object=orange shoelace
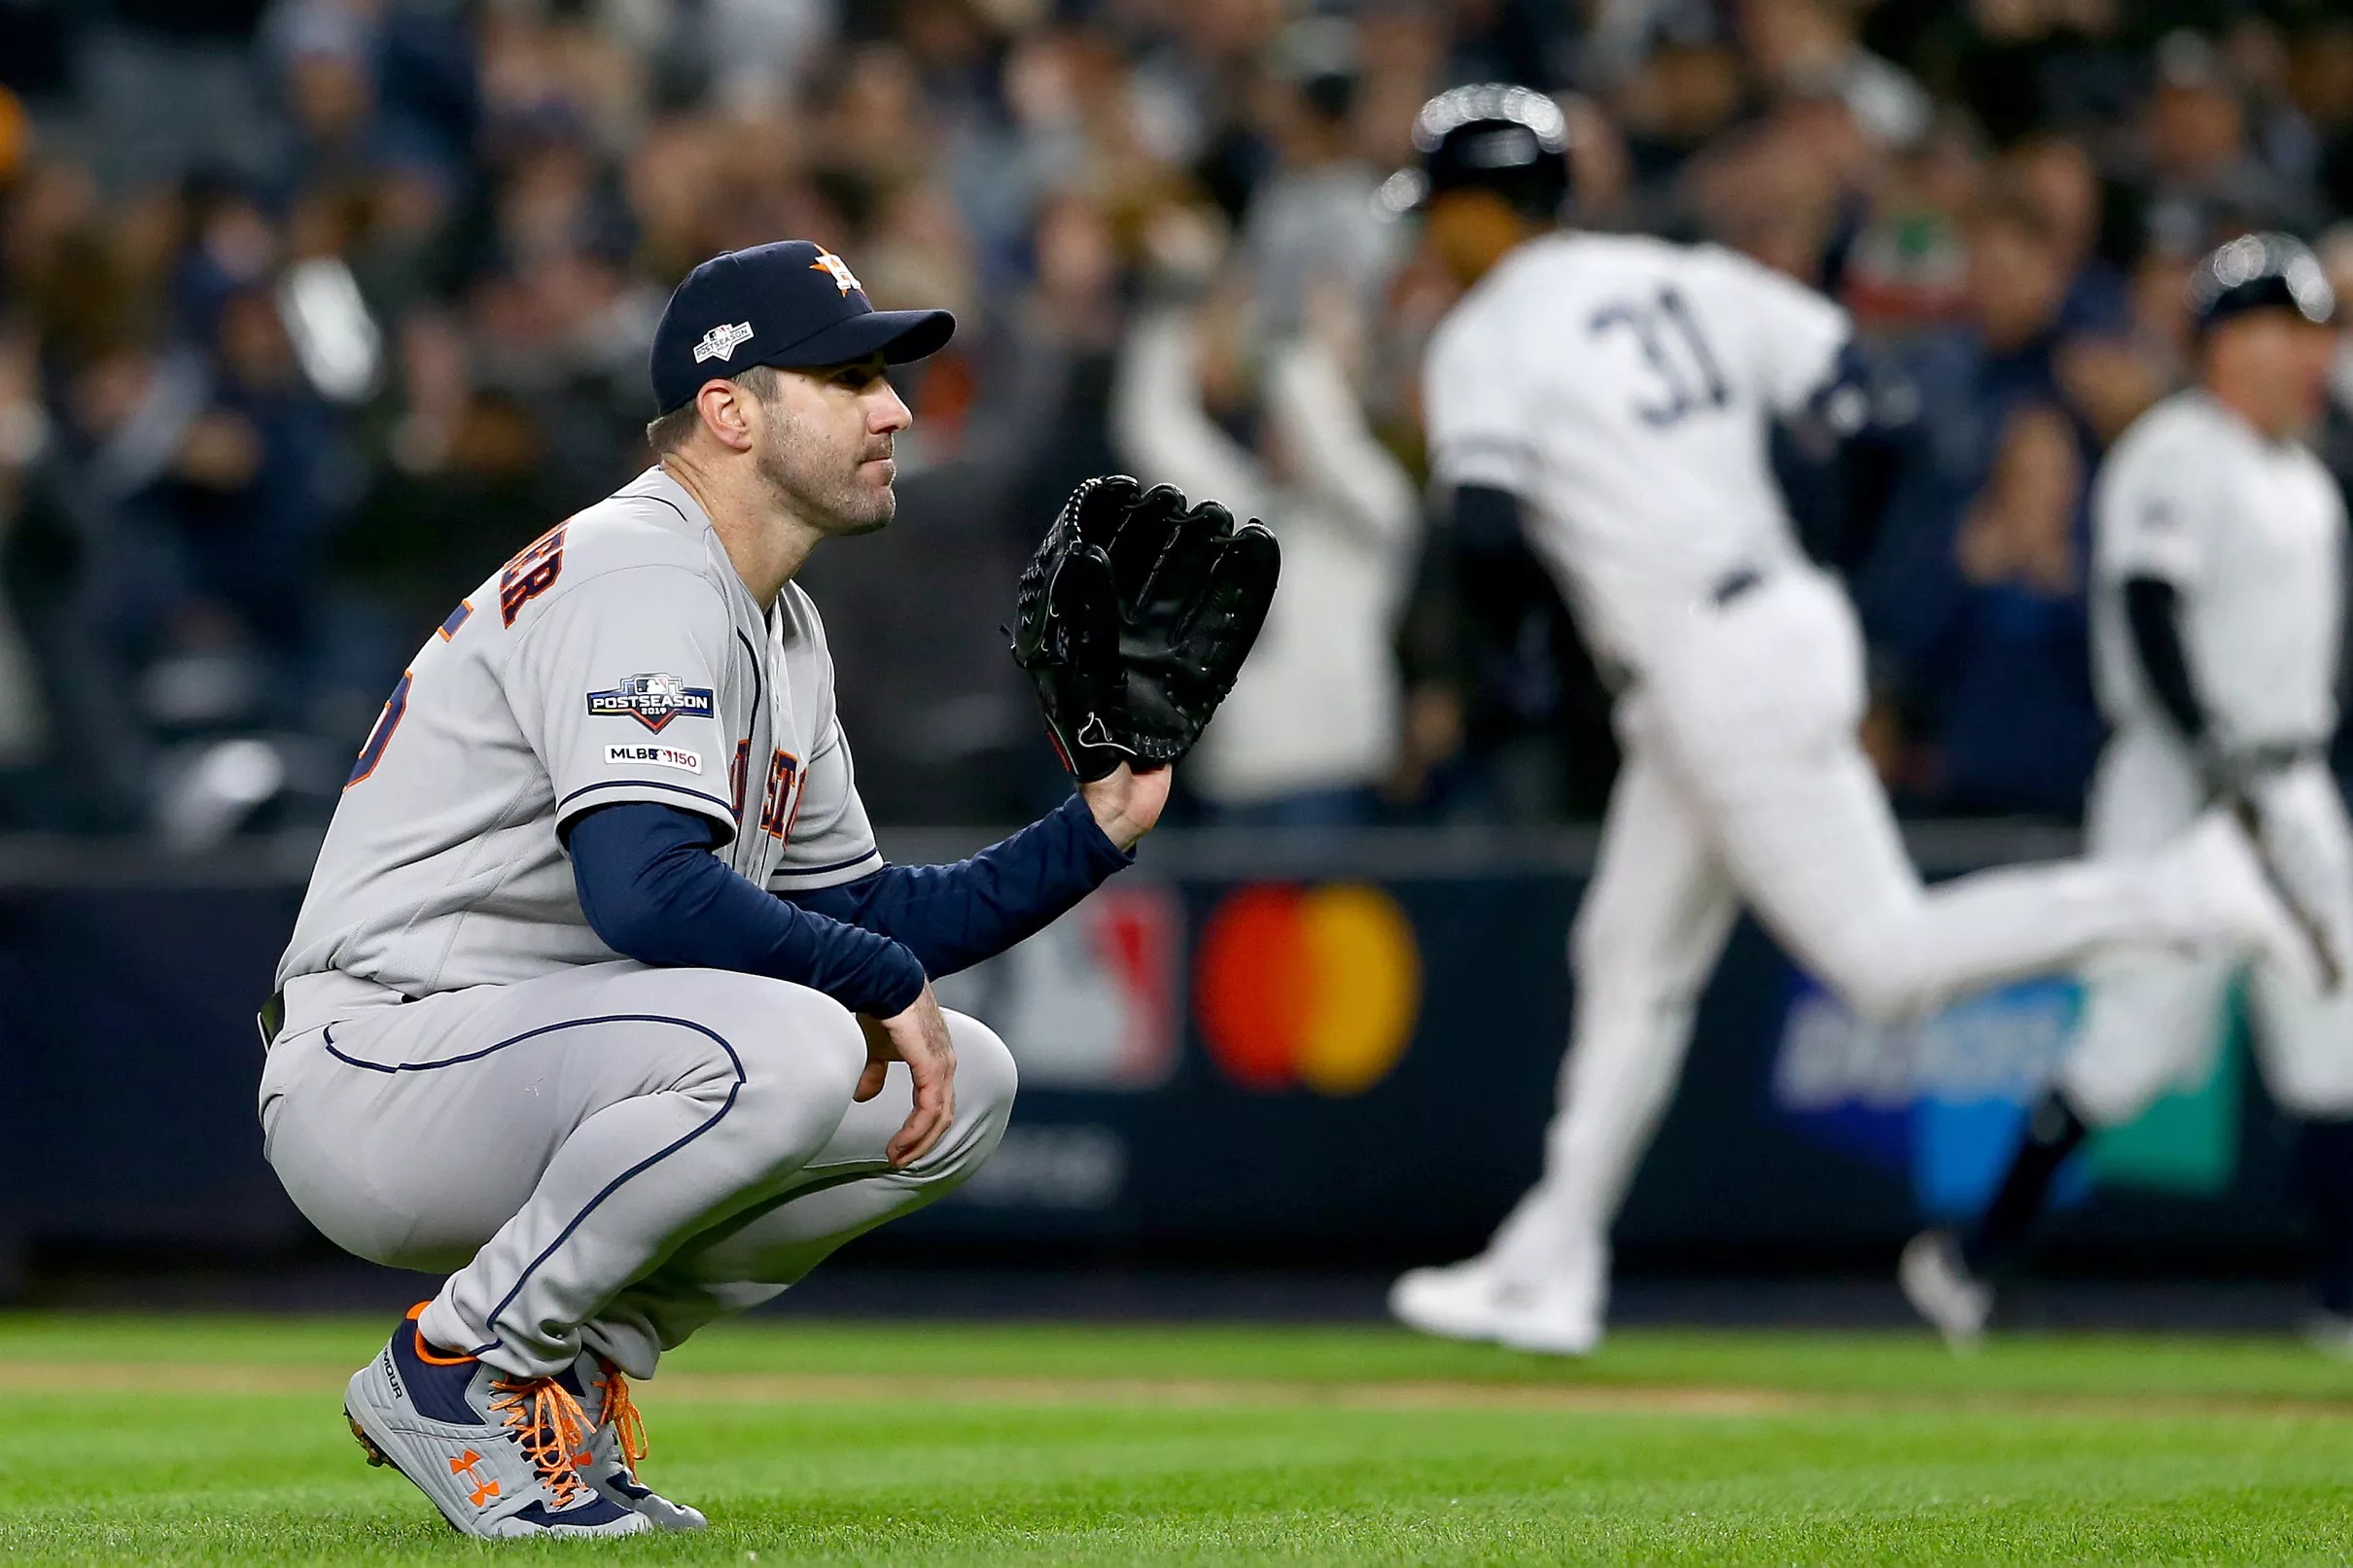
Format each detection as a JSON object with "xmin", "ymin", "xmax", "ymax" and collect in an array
[
  {"xmin": 592, "ymin": 1361, "xmax": 650, "ymax": 1467},
  {"xmin": 487, "ymin": 1376, "xmax": 595, "ymax": 1510}
]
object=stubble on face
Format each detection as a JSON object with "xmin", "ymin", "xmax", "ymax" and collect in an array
[{"xmin": 750, "ymin": 374, "xmax": 897, "ymax": 537}]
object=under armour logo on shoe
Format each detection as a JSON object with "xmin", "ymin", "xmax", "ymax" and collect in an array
[
  {"xmin": 449, "ymin": 1447, "xmax": 501, "ymax": 1509},
  {"xmin": 693, "ymin": 322, "xmax": 755, "ymax": 364}
]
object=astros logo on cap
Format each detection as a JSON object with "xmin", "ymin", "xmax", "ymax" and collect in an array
[{"xmin": 810, "ymin": 250, "xmax": 862, "ymax": 296}]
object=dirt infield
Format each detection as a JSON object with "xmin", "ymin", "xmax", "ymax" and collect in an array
[
  {"xmin": 10, "ymin": 1359, "xmax": 2353, "ymax": 1421},
  {"xmin": 0, "ymin": 1359, "xmax": 1799, "ymax": 1413}
]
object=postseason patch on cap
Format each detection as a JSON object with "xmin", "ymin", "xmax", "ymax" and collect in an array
[
  {"xmin": 693, "ymin": 322, "xmax": 755, "ymax": 364},
  {"xmin": 587, "ymin": 673, "xmax": 716, "ymax": 733}
]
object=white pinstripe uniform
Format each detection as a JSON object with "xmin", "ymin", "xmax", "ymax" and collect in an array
[
  {"xmin": 2060, "ymin": 391, "xmax": 2353, "ymax": 1127},
  {"xmin": 1416, "ymin": 233, "xmax": 2299, "ymax": 1336}
]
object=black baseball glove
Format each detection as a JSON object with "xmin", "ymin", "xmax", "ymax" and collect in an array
[{"xmin": 1010, "ymin": 474, "xmax": 1281, "ymax": 782}]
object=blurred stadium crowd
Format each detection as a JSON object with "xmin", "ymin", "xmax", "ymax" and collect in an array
[{"xmin": 4, "ymin": 0, "xmax": 2353, "ymax": 841}]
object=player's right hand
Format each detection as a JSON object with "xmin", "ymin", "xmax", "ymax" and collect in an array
[{"xmin": 858, "ymin": 984, "xmax": 958, "ymax": 1167}]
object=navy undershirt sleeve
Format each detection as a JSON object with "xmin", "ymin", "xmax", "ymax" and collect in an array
[
  {"xmin": 1451, "ymin": 483, "xmax": 1525, "ymax": 557},
  {"xmin": 780, "ymin": 792, "xmax": 1136, "ymax": 977},
  {"xmin": 2123, "ymin": 575, "xmax": 2209, "ymax": 747},
  {"xmin": 1785, "ymin": 340, "xmax": 1918, "ymax": 575},
  {"xmin": 1446, "ymin": 483, "xmax": 1545, "ymax": 676},
  {"xmin": 567, "ymin": 802, "xmax": 927, "ymax": 1017}
]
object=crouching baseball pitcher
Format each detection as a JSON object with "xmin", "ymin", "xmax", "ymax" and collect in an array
[{"xmin": 258, "ymin": 241, "xmax": 1276, "ymax": 1538}]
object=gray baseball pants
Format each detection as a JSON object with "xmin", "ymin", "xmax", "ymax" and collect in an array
[{"xmin": 259, "ymin": 961, "xmax": 1016, "ymax": 1379}]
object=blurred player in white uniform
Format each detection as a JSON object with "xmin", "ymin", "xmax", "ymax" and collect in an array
[
  {"xmin": 1384, "ymin": 87, "xmax": 2341, "ymax": 1356},
  {"xmin": 1903, "ymin": 233, "xmax": 2353, "ymax": 1349}
]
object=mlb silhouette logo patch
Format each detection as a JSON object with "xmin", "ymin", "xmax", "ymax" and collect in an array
[
  {"xmin": 693, "ymin": 321, "xmax": 755, "ymax": 364},
  {"xmin": 605, "ymin": 743, "xmax": 704, "ymax": 774},
  {"xmin": 587, "ymin": 673, "xmax": 716, "ymax": 733}
]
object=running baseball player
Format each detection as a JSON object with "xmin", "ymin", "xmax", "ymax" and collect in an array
[
  {"xmin": 1383, "ymin": 88, "xmax": 2343, "ymax": 1357},
  {"xmin": 260, "ymin": 241, "xmax": 1273, "ymax": 1537},
  {"xmin": 1903, "ymin": 232, "xmax": 2353, "ymax": 1349}
]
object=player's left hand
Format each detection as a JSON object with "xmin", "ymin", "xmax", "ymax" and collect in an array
[
  {"xmin": 1080, "ymin": 761, "xmax": 1172, "ymax": 852},
  {"xmin": 855, "ymin": 984, "xmax": 959, "ymax": 1167},
  {"xmin": 1010, "ymin": 474, "xmax": 1280, "ymax": 782}
]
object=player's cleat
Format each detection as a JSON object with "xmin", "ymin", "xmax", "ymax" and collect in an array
[
  {"xmin": 1388, "ymin": 1257, "xmax": 1603, "ymax": 1357},
  {"xmin": 342, "ymin": 1304, "xmax": 650, "ymax": 1539},
  {"xmin": 1389, "ymin": 1258, "xmax": 1509, "ymax": 1344},
  {"xmin": 1899, "ymin": 1231, "xmax": 1991, "ymax": 1352},
  {"xmin": 567, "ymin": 1350, "xmax": 708, "ymax": 1531},
  {"xmin": 2177, "ymin": 810, "xmax": 2333, "ymax": 994},
  {"xmin": 2298, "ymin": 1311, "xmax": 2353, "ymax": 1360}
]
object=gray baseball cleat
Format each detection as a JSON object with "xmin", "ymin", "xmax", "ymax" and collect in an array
[
  {"xmin": 570, "ymin": 1350, "xmax": 709, "ymax": 1531},
  {"xmin": 1899, "ymin": 1230, "xmax": 1991, "ymax": 1352},
  {"xmin": 343, "ymin": 1304, "xmax": 650, "ymax": 1538}
]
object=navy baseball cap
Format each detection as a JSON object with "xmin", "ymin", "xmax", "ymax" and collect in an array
[{"xmin": 649, "ymin": 240, "xmax": 956, "ymax": 414}]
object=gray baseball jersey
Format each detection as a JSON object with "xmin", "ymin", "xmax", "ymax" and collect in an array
[
  {"xmin": 2091, "ymin": 389, "xmax": 2347, "ymax": 749},
  {"xmin": 278, "ymin": 465, "xmax": 883, "ymax": 995}
]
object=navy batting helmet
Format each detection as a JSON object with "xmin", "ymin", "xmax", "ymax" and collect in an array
[
  {"xmin": 2187, "ymin": 232, "xmax": 2335, "ymax": 333},
  {"xmin": 1380, "ymin": 85, "xmax": 1570, "ymax": 221}
]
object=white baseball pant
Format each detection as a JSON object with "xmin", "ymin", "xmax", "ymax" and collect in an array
[
  {"xmin": 1483, "ymin": 566, "xmax": 2256, "ymax": 1289},
  {"xmin": 259, "ymin": 961, "xmax": 1015, "ymax": 1378},
  {"xmin": 2060, "ymin": 726, "xmax": 2353, "ymax": 1128}
]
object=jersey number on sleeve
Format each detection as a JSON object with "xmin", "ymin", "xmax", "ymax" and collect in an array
[
  {"xmin": 498, "ymin": 525, "xmax": 568, "ymax": 626},
  {"xmin": 1588, "ymin": 286, "xmax": 1730, "ymax": 427},
  {"xmin": 757, "ymin": 750, "xmax": 802, "ymax": 840}
]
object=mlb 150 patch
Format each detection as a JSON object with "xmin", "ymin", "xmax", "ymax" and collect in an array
[
  {"xmin": 587, "ymin": 673, "xmax": 716, "ymax": 732},
  {"xmin": 604, "ymin": 743, "xmax": 704, "ymax": 774}
]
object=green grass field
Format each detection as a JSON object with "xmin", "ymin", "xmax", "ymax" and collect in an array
[{"xmin": 6, "ymin": 1312, "xmax": 2353, "ymax": 1564}]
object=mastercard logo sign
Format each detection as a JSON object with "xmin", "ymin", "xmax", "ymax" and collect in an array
[{"xmin": 1193, "ymin": 883, "xmax": 1422, "ymax": 1096}]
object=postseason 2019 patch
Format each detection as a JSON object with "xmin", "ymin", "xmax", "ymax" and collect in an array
[
  {"xmin": 604, "ymin": 742, "xmax": 704, "ymax": 774},
  {"xmin": 586, "ymin": 673, "xmax": 716, "ymax": 733}
]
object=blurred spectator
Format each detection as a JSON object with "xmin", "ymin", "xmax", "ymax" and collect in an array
[
  {"xmin": 2299, "ymin": 20, "xmax": 2353, "ymax": 221},
  {"xmin": 76, "ymin": 0, "xmax": 281, "ymax": 192},
  {"xmin": 1939, "ymin": 0, "xmax": 2139, "ymax": 150},
  {"xmin": 1862, "ymin": 183, "xmax": 2113, "ymax": 816},
  {"xmin": 2121, "ymin": 30, "xmax": 2317, "ymax": 258},
  {"xmin": 1113, "ymin": 287, "xmax": 1418, "ymax": 825},
  {"xmin": 1678, "ymin": 90, "xmax": 1860, "ymax": 285},
  {"xmin": 2314, "ymin": 224, "xmax": 2353, "ymax": 500},
  {"xmin": 1608, "ymin": 10, "xmax": 1747, "ymax": 204},
  {"xmin": 1739, "ymin": 0, "xmax": 1932, "ymax": 153},
  {"xmin": 1840, "ymin": 113, "xmax": 1982, "ymax": 330},
  {"xmin": 1237, "ymin": 17, "xmax": 1405, "ymax": 337},
  {"xmin": 1884, "ymin": 402, "xmax": 2102, "ymax": 817}
]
